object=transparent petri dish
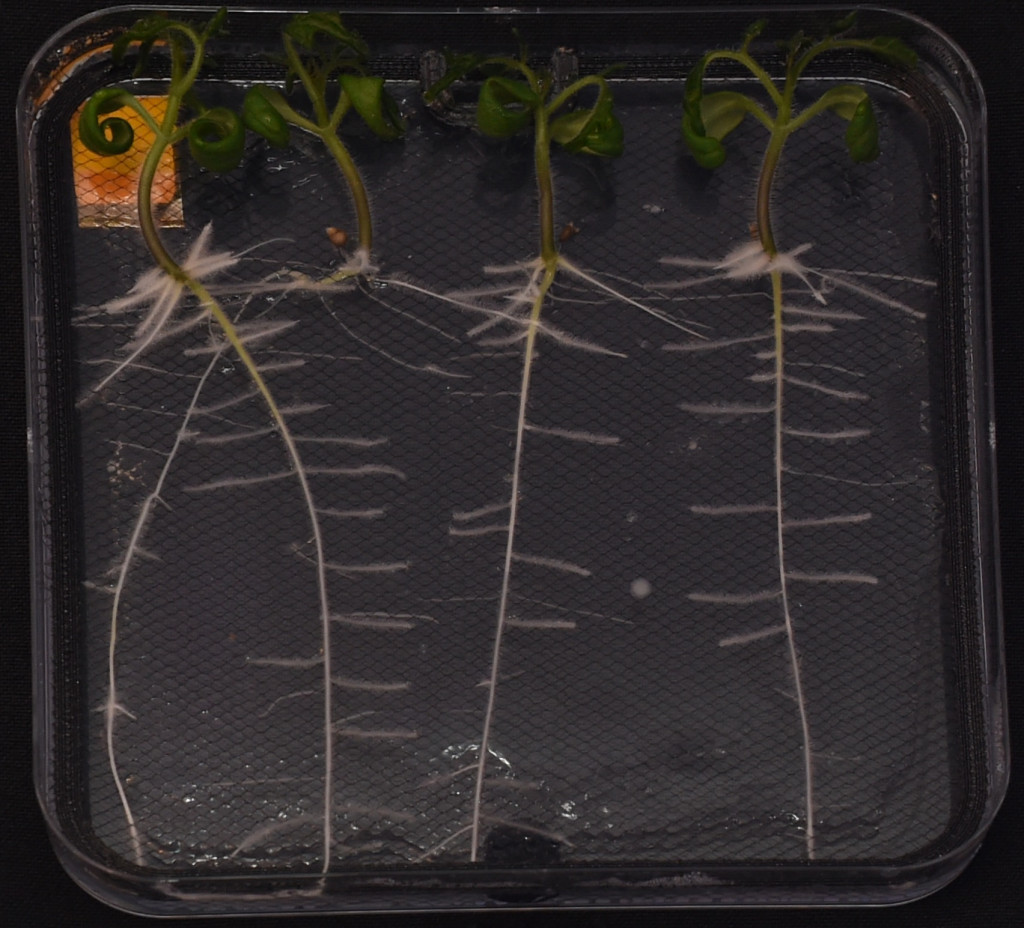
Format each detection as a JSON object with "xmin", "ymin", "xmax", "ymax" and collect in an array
[{"xmin": 19, "ymin": 5, "xmax": 1006, "ymax": 915}]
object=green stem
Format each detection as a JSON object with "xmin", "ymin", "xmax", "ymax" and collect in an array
[
  {"xmin": 137, "ymin": 137, "xmax": 185, "ymax": 281},
  {"xmin": 319, "ymin": 127, "xmax": 374, "ymax": 254},
  {"xmin": 165, "ymin": 24, "xmax": 206, "ymax": 112},
  {"xmin": 276, "ymin": 36, "xmax": 373, "ymax": 253},
  {"xmin": 285, "ymin": 35, "xmax": 329, "ymax": 126},
  {"xmin": 707, "ymin": 49, "xmax": 784, "ymax": 108},
  {"xmin": 755, "ymin": 65, "xmax": 796, "ymax": 258},
  {"xmin": 794, "ymin": 37, "xmax": 866, "ymax": 81},
  {"xmin": 755, "ymin": 124, "xmax": 787, "ymax": 257},
  {"xmin": 736, "ymin": 96, "xmax": 777, "ymax": 134},
  {"xmin": 545, "ymin": 74, "xmax": 603, "ymax": 119},
  {"xmin": 534, "ymin": 106, "xmax": 557, "ymax": 264}
]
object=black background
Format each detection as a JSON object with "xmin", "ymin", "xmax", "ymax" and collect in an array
[{"xmin": 2, "ymin": 1, "xmax": 1020, "ymax": 926}]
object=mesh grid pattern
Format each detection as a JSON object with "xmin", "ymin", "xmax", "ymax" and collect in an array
[{"xmin": 55, "ymin": 48, "xmax": 954, "ymax": 880}]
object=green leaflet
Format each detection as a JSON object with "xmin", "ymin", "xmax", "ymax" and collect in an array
[
  {"xmin": 201, "ymin": 6, "xmax": 228, "ymax": 41},
  {"xmin": 477, "ymin": 76, "xmax": 539, "ymax": 138},
  {"xmin": 549, "ymin": 80, "xmax": 623, "ymax": 157},
  {"xmin": 844, "ymin": 96, "xmax": 880, "ymax": 162},
  {"xmin": 241, "ymin": 85, "xmax": 291, "ymax": 148},
  {"xmin": 826, "ymin": 11, "xmax": 859, "ymax": 36},
  {"xmin": 681, "ymin": 114, "xmax": 726, "ymax": 169},
  {"xmin": 688, "ymin": 89, "xmax": 757, "ymax": 167},
  {"xmin": 681, "ymin": 56, "xmax": 727, "ymax": 169},
  {"xmin": 422, "ymin": 51, "xmax": 488, "ymax": 103},
  {"xmin": 112, "ymin": 8, "xmax": 227, "ymax": 77},
  {"xmin": 811, "ymin": 83, "xmax": 879, "ymax": 161},
  {"xmin": 339, "ymin": 73, "xmax": 405, "ymax": 141},
  {"xmin": 700, "ymin": 92, "xmax": 754, "ymax": 140},
  {"xmin": 111, "ymin": 13, "xmax": 170, "ymax": 72},
  {"xmin": 862, "ymin": 35, "xmax": 918, "ymax": 69},
  {"xmin": 815, "ymin": 83, "xmax": 869, "ymax": 121},
  {"xmin": 743, "ymin": 19, "xmax": 767, "ymax": 46},
  {"xmin": 283, "ymin": 11, "xmax": 369, "ymax": 59},
  {"xmin": 78, "ymin": 86, "xmax": 137, "ymax": 156}
]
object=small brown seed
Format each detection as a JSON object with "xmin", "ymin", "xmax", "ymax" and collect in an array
[
  {"xmin": 559, "ymin": 222, "xmax": 580, "ymax": 243},
  {"xmin": 326, "ymin": 226, "xmax": 348, "ymax": 248}
]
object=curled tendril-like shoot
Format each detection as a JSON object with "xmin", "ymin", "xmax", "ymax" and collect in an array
[
  {"xmin": 78, "ymin": 86, "xmax": 145, "ymax": 156},
  {"xmin": 80, "ymin": 8, "xmax": 242, "ymax": 173},
  {"xmin": 187, "ymin": 107, "xmax": 246, "ymax": 173}
]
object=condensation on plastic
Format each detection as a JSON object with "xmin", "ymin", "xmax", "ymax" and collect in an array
[{"xmin": 19, "ymin": 6, "xmax": 1006, "ymax": 916}]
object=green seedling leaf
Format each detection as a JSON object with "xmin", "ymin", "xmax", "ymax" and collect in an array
[
  {"xmin": 844, "ymin": 95, "xmax": 880, "ymax": 162},
  {"xmin": 550, "ymin": 82, "xmax": 623, "ymax": 157},
  {"xmin": 782, "ymin": 29, "xmax": 813, "ymax": 61},
  {"xmin": 477, "ymin": 75, "xmax": 539, "ymax": 138},
  {"xmin": 815, "ymin": 83, "xmax": 869, "ymax": 121},
  {"xmin": 79, "ymin": 86, "xmax": 137, "ymax": 155},
  {"xmin": 339, "ymin": 73, "xmax": 405, "ymax": 140},
  {"xmin": 682, "ymin": 113, "xmax": 726, "ymax": 169},
  {"xmin": 242, "ymin": 85, "xmax": 291, "ymax": 147},
  {"xmin": 423, "ymin": 50, "xmax": 487, "ymax": 103},
  {"xmin": 700, "ymin": 91, "xmax": 753, "ymax": 143},
  {"xmin": 111, "ymin": 13, "xmax": 167, "ymax": 67},
  {"xmin": 863, "ymin": 35, "xmax": 918, "ymax": 69},
  {"xmin": 681, "ymin": 56, "xmax": 728, "ymax": 168},
  {"xmin": 812, "ymin": 84, "xmax": 878, "ymax": 161},
  {"xmin": 742, "ymin": 19, "xmax": 767, "ymax": 50},
  {"xmin": 284, "ymin": 11, "xmax": 368, "ymax": 59},
  {"xmin": 827, "ymin": 11, "xmax": 859, "ymax": 36},
  {"xmin": 201, "ymin": 6, "xmax": 228, "ymax": 41},
  {"xmin": 112, "ymin": 8, "xmax": 227, "ymax": 78},
  {"xmin": 188, "ymin": 106, "xmax": 245, "ymax": 172}
]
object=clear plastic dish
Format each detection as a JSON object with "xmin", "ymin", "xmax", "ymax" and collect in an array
[{"xmin": 19, "ymin": 5, "xmax": 1006, "ymax": 915}]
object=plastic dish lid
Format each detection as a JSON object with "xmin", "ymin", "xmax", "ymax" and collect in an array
[{"xmin": 19, "ymin": 5, "xmax": 1007, "ymax": 915}]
